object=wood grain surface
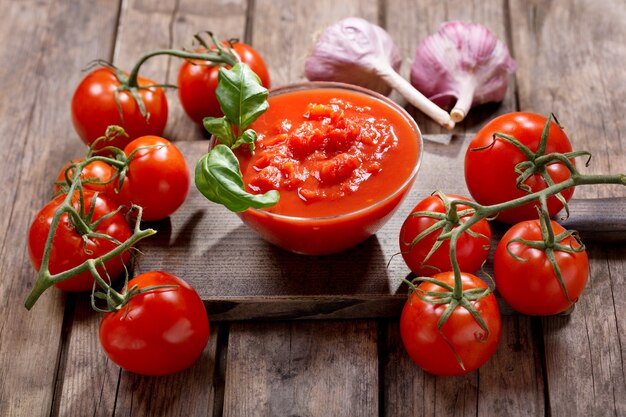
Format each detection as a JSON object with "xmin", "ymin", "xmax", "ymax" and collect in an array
[
  {"xmin": 508, "ymin": 1, "xmax": 626, "ymax": 416},
  {"xmin": 224, "ymin": 320, "xmax": 378, "ymax": 417},
  {"xmin": 0, "ymin": 0, "xmax": 119, "ymax": 415},
  {"xmin": 1, "ymin": 0, "xmax": 624, "ymax": 416}
]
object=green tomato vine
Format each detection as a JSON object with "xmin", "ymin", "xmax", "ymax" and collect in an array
[
  {"xmin": 405, "ymin": 115, "xmax": 626, "ymax": 369},
  {"xmin": 24, "ymin": 127, "xmax": 159, "ymax": 310}
]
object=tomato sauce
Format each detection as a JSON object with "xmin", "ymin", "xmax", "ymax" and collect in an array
[
  {"xmin": 234, "ymin": 85, "xmax": 421, "ymax": 255},
  {"xmin": 237, "ymin": 88, "xmax": 420, "ymax": 218}
]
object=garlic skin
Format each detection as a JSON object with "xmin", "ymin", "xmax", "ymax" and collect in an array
[
  {"xmin": 410, "ymin": 21, "xmax": 517, "ymax": 122},
  {"xmin": 305, "ymin": 17, "xmax": 455, "ymax": 129},
  {"xmin": 304, "ymin": 17, "xmax": 402, "ymax": 96}
]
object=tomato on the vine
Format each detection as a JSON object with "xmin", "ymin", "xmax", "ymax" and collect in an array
[
  {"xmin": 54, "ymin": 158, "xmax": 115, "ymax": 194},
  {"xmin": 494, "ymin": 219, "xmax": 589, "ymax": 315},
  {"xmin": 28, "ymin": 191, "xmax": 132, "ymax": 292},
  {"xmin": 71, "ymin": 67, "xmax": 168, "ymax": 151},
  {"xmin": 399, "ymin": 194, "xmax": 491, "ymax": 276},
  {"xmin": 99, "ymin": 271, "xmax": 210, "ymax": 376},
  {"xmin": 106, "ymin": 135, "xmax": 189, "ymax": 221},
  {"xmin": 178, "ymin": 42, "xmax": 270, "ymax": 124},
  {"xmin": 400, "ymin": 272, "xmax": 501, "ymax": 376},
  {"xmin": 464, "ymin": 112, "xmax": 575, "ymax": 224}
]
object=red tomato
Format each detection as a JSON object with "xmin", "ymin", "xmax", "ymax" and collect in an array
[
  {"xmin": 71, "ymin": 67, "xmax": 168, "ymax": 151},
  {"xmin": 494, "ymin": 219, "xmax": 589, "ymax": 315},
  {"xmin": 400, "ymin": 272, "xmax": 501, "ymax": 376},
  {"xmin": 54, "ymin": 158, "xmax": 115, "ymax": 194},
  {"xmin": 399, "ymin": 194, "xmax": 491, "ymax": 276},
  {"xmin": 99, "ymin": 271, "xmax": 210, "ymax": 376},
  {"xmin": 464, "ymin": 112, "xmax": 575, "ymax": 224},
  {"xmin": 178, "ymin": 42, "xmax": 270, "ymax": 124},
  {"xmin": 106, "ymin": 136, "xmax": 189, "ymax": 221},
  {"xmin": 28, "ymin": 191, "xmax": 132, "ymax": 292}
]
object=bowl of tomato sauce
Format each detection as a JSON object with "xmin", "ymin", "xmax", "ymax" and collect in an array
[{"xmin": 233, "ymin": 82, "xmax": 423, "ymax": 255}]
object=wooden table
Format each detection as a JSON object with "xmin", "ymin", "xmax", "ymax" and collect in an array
[{"xmin": 1, "ymin": 0, "xmax": 625, "ymax": 416}]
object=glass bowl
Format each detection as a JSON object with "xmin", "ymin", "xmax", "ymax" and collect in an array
[{"xmin": 232, "ymin": 81, "xmax": 423, "ymax": 255}]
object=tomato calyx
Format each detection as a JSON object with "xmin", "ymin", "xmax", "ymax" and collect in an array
[
  {"xmin": 401, "ymin": 192, "xmax": 489, "ymax": 273},
  {"xmin": 90, "ymin": 270, "xmax": 178, "ymax": 313},
  {"xmin": 505, "ymin": 204, "xmax": 586, "ymax": 303},
  {"xmin": 404, "ymin": 275, "xmax": 493, "ymax": 371}
]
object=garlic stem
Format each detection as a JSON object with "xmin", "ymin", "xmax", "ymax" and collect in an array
[
  {"xmin": 450, "ymin": 79, "xmax": 476, "ymax": 123},
  {"xmin": 373, "ymin": 63, "xmax": 455, "ymax": 130}
]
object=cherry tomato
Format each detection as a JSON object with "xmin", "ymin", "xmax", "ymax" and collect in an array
[
  {"xmin": 99, "ymin": 271, "xmax": 210, "ymax": 376},
  {"xmin": 54, "ymin": 158, "xmax": 115, "ymax": 194},
  {"xmin": 399, "ymin": 194, "xmax": 492, "ymax": 276},
  {"xmin": 106, "ymin": 136, "xmax": 189, "ymax": 221},
  {"xmin": 71, "ymin": 67, "xmax": 168, "ymax": 151},
  {"xmin": 494, "ymin": 219, "xmax": 589, "ymax": 315},
  {"xmin": 464, "ymin": 112, "xmax": 575, "ymax": 224},
  {"xmin": 178, "ymin": 42, "xmax": 270, "ymax": 124},
  {"xmin": 28, "ymin": 191, "xmax": 132, "ymax": 292},
  {"xmin": 400, "ymin": 272, "xmax": 501, "ymax": 376}
]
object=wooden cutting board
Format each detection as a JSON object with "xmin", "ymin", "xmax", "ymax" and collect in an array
[{"xmin": 134, "ymin": 134, "xmax": 626, "ymax": 320}]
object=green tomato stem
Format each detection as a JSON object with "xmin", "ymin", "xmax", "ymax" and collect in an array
[
  {"xmin": 127, "ymin": 48, "xmax": 239, "ymax": 88},
  {"xmin": 24, "ymin": 223, "xmax": 155, "ymax": 310},
  {"xmin": 444, "ymin": 171, "xmax": 625, "ymax": 299}
]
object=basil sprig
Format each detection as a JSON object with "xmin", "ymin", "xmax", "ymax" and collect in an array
[{"xmin": 195, "ymin": 63, "xmax": 279, "ymax": 212}]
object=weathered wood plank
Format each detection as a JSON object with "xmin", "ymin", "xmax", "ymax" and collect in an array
[
  {"xmin": 48, "ymin": 1, "xmax": 242, "ymax": 416},
  {"xmin": 50, "ymin": 298, "xmax": 119, "ymax": 417},
  {"xmin": 133, "ymin": 136, "xmax": 466, "ymax": 320},
  {"xmin": 383, "ymin": 321, "xmax": 479, "ymax": 417},
  {"xmin": 113, "ymin": 325, "xmax": 221, "ymax": 416},
  {"xmin": 383, "ymin": 317, "xmax": 544, "ymax": 417},
  {"xmin": 510, "ymin": 0, "xmax": 626, "ymax": 200},
  {"xmin": 607, "ymin": 246, "xmax": 626, "ymax": 417},
  {"xmin": 509, "ymin": 0, "xmax": 626, "ymax": 415},
  {"xmin": 476, "ymin": 317, "xmax": 545, "ymax": 417},
  {"xmin": 52, "ymin": 290, "xmax": 222, "ymax": 417},
  {"xmin": 384, "ymin": 0, "xmax": 517, "ymax": 136},
  {"xmin": 0, "ymin": 0, "xmax": 121, "ymax": 415},
  {"xmin": 223, "ymin": 320, "xmax": 378, "ymax": 417},
  {"xmin": 558, "ymin": 198, "xmax": 626, "ymax": 242},
  {"xmin": 542, "ymin": 245, "xmax": 626, "ymax": 417},
  {"xmin": 134, "ymin": 134, "xmax": 621, "ymax": 320}
]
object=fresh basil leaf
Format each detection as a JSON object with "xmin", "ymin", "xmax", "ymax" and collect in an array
[
  {"xmin": 203, "ymin": 116, "xmax": 236, "ymax": 147},
  {"xmin": 232, "ymin": 129, "xmax": 257, "ymax": 154},
  {"xmin": 216, "ymin": 63, "xmax": 269, "ymax": 132},
  {"xmin": 195, "ymin": 144, "xmax": 279, "ymax": 212}
]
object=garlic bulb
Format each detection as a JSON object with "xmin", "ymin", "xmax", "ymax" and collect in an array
[
  {"xmin": 305, "ymin": 17, "xmax": 401, "ymax": 96},
  {"xmin": 410, "ymin": 21, "xmax": 517, "ymax": 122},
  {"xmin": 305, "ymin": 17, "xmax": 455, "ymax": 129}
]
